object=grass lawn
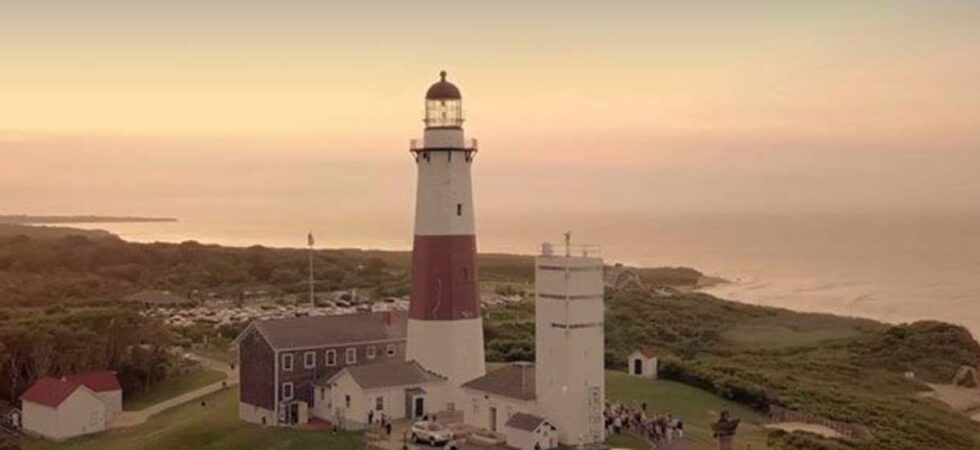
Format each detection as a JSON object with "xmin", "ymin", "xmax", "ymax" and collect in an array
[
  {"xmin": 123, "ymin": 368, "xmax": 227, "ymax": 411},
  {"xmin": 606, "ymin": 371, "xmax": 770, "ymax": 449},
  {"xmin": 23, "ymin": 388, "xmax": 364, "ymax": 450}
]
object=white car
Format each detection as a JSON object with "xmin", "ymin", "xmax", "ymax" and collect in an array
[{"xmin": 410, "ymin": 421, "xmax": 453, "ymax": 446}]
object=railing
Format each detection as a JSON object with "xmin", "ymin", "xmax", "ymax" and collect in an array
[
  {"xmin": 540, "ymin": 243, "xmax": 602, "ymax": 258},
  {"xmin": 409, "ymin": 138, "xmax": 478, "ymax": 151}
]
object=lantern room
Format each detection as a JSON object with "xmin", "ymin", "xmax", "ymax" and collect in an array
[{"xmin": 425, "ymin": 71, "xmax": 463, "ymax": 129}]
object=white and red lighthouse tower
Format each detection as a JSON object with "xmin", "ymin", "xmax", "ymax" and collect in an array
[{"xmin": 406, "ymin": 71, "xmax": 486, "ymax": 395}]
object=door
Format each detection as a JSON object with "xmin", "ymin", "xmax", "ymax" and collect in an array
[
  {"xmin": 414, "ymin": 396, "xmax": 425, "ymax": 419},
  {"xmin": 633, "ymin": 358, "xmax": 643, "ymax": 375},
  {"xmin": 489, "ymin": 406, "xmax": 497, "ymax": 432}
]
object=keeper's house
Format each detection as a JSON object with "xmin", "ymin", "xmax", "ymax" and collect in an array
[{"xmin": 235, "ymin": 311, "xmax": 407, "ymax": 426}]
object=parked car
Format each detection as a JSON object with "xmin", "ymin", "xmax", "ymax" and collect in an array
[{"xmin": 410, "ymin": 421, "xmax": 453, "ymax": 446}]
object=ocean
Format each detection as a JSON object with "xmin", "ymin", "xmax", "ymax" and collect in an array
[{"xmin": 70, "ymin": 211, "xmax": 980, "ymax": 338}]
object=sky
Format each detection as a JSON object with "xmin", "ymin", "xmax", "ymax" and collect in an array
[{"xmin": 1, "ymin": 0, "xmax": 979, "ymax": 223}]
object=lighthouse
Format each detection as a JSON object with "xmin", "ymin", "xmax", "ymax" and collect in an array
[{"xmin": 406, "ymin": 71, "xmax": 486, "ymax": 397}]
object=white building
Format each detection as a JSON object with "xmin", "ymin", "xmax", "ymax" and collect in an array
[
  {"xmin": 20, "ymin": 377, "xmax": 112, "ymax": 440},
  {"xmin": 628, "ymin": 348, "xmax": 660, "ymax": 379},
  {"xmin": 463, "ymin": 240, "xmax": 606, "ymax": 447},
  {"xmin": 314, "ymin": 360, "xmax": 450, "ymax": 429},
  {"xmin": 533, "ymin": 243, "xmax": 606, "ymax": 446},
  {"xmin": 64, "ymin": 371, "xmax": 123, "ymax": 419}
]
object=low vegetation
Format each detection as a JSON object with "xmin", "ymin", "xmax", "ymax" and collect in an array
[{"xmin": 0, "ymin": 307, "xmax": 175, "ymax": 405}]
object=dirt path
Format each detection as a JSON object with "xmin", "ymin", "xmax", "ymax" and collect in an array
[
  {"xmin": 108, "ymin": 355, "xmax": 238, "ymax": 429},
  {"xmin": 921, "ymin": 383, "xmax": 980, "ymax": 423},
  {"xmin": 764, "ymin": 422, "xmax": 845, "ymax": 439}
]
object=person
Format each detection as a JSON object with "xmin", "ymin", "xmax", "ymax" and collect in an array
[
  {"xmin": 368, "ymin": 410, "xmax": 374, "ymax": 425},
  {"xmin": 385, "ymin": 420, "xmax": 393, "ymax": 437},
  {"xmin": 676, "ymin": 419, "xmax": 684, "ymax": 438}
]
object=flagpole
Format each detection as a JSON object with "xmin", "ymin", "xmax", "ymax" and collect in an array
[{"xmin": 308, "ymin": 231, "xmax": 315, "ymax": 307}]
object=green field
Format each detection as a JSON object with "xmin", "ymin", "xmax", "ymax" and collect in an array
[
  {"xmin": 23, "ymin": 388, "xmax": 364, "ymax": 450},
  {"xmin": 25, "ymin": 370, "xmax": 765, "ymax": 450},
  {"xmin": 606, "ymin": 371, "xmax": 769, "ymax": 449},
  {"xmin": 123, "ymin": 369, "xmax": 227, "ymax": 411}
]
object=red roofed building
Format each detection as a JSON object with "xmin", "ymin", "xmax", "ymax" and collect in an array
[
  {"xmin": 65, "ymin": 371, "xmax": 122, "ymax": 418},
  {"xmin": 628, "ymin": 347, "xmax": 660, "ymax": 379},
  {"xmin": 20, "ymin": 377, "xmax": 108, "ymax": 440}
]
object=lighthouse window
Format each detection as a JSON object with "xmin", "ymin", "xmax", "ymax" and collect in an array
[{"xmin": 457, "ymin": 203, "xmax": 462, "ymax": 216}]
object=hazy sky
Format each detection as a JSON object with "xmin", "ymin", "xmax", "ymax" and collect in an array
[{"xmin": 2, "ymin": 0, "xmax": 979, "ymax": 221}]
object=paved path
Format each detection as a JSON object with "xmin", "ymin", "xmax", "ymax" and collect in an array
[{"xmin": 108, "ymin": 355, "xmax": 239, "ymax": 429}]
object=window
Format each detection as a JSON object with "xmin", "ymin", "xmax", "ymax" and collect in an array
[
  {"xmin": 319, "ymin": 388, "xmax": 326, "ymax": 401},
  {"xmin": 304, "ymin": 351, "xmax": 316, "ymax": 369},
  {"xmin": 457, "ymin": 203, "xmax": 462, "ymax": 216},
  {"xmin": 366, "ymin": 346, "xmax": 376, "ymax": 359},
  {"xmin": 282, "ymin": 382, "xmax": 294, "ymax": 400},
  {"xmin": 386, "ymin": 344, "xmax": 396, "ymax": 357},
  {"xmin": 282, "ymin": 354, "xmax": 294, "ymax": 371},
  {"xmin": 346, "ymin": 348, "xmax": 357, "ymax": 364},
  {"xmin": 325, "ymin": 349, "xmax": 337, "ymax": 366},
  {"xmin": 345, "ymin": 395, "xmax": 351, "ymax": 408},
  {"xmin": 375, "ymin": 396, "xmax": 384, "ymax": 411}
]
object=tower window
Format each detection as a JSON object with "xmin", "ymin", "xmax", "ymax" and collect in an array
[{"xmin": 457, "ymin": 203, "xmax": 462, "ymax": 216}]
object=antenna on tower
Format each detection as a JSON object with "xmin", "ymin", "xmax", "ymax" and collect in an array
[{"xmin": 564, "ymin": 231, "xmax": 571, "ymax": 257}]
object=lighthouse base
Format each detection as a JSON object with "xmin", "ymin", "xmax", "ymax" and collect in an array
[{"xmin": 406, "ymin": 318, "xmax": 486, "ymax": 401}]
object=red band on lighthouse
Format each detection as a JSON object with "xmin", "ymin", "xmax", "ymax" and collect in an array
[{"xmin": 410, "ymin": 235, "xmax": 479, "ymax": 320}]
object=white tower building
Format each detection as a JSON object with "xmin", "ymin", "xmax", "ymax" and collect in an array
[
  {"xmin": 406, "ymin": 71, "xmax": 486, "ymax": 401},
  {"xmin": 534, "ymin": 238, "xmax": 606, "ymax": 446}
]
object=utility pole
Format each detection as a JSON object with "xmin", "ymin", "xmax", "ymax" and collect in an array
[{"xmin": 307, "ymin": 231, "xmax": 315, "ymax": 307}]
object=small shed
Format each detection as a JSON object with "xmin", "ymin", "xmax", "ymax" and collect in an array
[
  {"xmin": 628, "ymin": 347, "xmax": 659, "ymax": 379},
  {"xmin": 20, "ymin": 378, "xmax": 107, "ymax": 440},
  {"xmin": 504, "ymin": 412, "xmax": 558, "ymax": 450}
]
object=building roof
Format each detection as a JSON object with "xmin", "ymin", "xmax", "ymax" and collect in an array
[
  {"xmin": 125, "ymin": 290, "xmax": 194, "ymax": 306},
  {"xmin": 20, "ymin": 378, "xmax": 83, "ymax": 408},
  {"xmin": 505, "ymin": 412, "xmax": 549, "ymax": 432},
  {"xmin": 246, "ymin": 311, "xmax": 407, "ymax": 351},
  {"xmin": 65, "ymin": 371, "xmax": 121, "ymax": 392},
  {"xmin": 635, "ymin": 347, "xmax": 660, "ymax": 359},
  {"xmin": 426, "ymin": 71, "xmax": 461, "ymax": 100},
  {"xmin": 461, "ymin": 362, "xmax": 536, "ymax": 401},
  {"xmin": 322, "ymin": 360, "xmax": 444, "ymax": 390}
]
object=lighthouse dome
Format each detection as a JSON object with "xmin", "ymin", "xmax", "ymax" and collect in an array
[{"xmin": 425, "ymin": 71, "xmax": 461, "ymax": 100}]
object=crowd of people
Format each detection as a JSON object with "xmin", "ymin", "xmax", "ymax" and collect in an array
[{"xmin": 605, "ymin": 401, "xmax": 684, "ymax": 447}]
